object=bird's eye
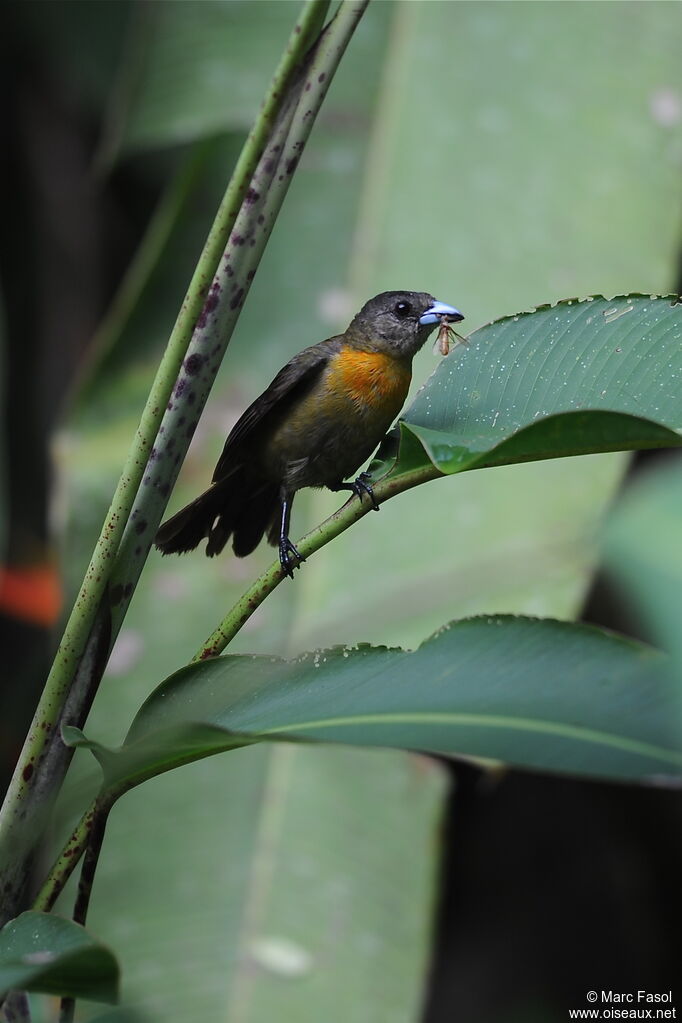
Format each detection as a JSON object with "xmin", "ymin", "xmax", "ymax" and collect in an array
[{"xmin": 394, "ymin": 301, "xmax": 412, "ymax": 318}]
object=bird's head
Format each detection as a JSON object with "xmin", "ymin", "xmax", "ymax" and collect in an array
[{"xmin": 348, "ymin": 291, "xmax": 464, "ymax": 359}]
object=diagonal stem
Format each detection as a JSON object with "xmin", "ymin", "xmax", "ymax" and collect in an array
[
  {"xmin": 21, "ymin": 0, "xmax": 370, "ymax": 931},
  {"xmin": 193, "ymin": 462, "xmax": 438, "ymax": 660},
  {"xmin": 0, "ymin": 0, "xmax": 333, "ymax": 927}
]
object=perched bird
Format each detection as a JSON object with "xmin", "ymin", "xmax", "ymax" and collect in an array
[{"xmin": 155, "ymin": 291, "xmax": 463, "ymax": 576}]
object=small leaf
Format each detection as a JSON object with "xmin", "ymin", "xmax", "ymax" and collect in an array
[
  {"xmin": 0, "ymin": 911, "xmax": 119, "ymax": 1004},
  {"xmin": 375, "ymin": 296, "xmax": 682, "ymax": 479},
  {"xmin": 71, "ymin": 617, "xmax": 680, "ymax": 796}
]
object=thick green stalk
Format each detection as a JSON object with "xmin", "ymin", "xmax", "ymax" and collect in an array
[
  {"xmin": 0, "ymin": 0, "xmax": 332, "ymax": 926},
  {"xmin": 24, "ymin": 0, "xmax": 371, "ymax": 925},
  {"xmin": 106, "ymin": 0, "xmax": 370, "ymax": 640}
]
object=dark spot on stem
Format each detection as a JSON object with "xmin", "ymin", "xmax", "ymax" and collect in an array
[
  {"xmin": 230, "ymin": 288, "xmax": 245, "ymax": 310},
  {"xmin": 245, "ymin": 188, "xmax": 260, "ymax": 204},
  {"xmin": 184, "ymin": 353, "xmax": 204, "ymax": 375},
  {"xmin": 175, "ymin": 378, "xmax": 187, "ymax": 398},
  {"xmin": 286, "ymin": 157, "xmax": 298, "ymax": 175},
  {"xmin": 231, "ymin": 233, "xmax": 244, "ymax": 246},
  {"xmin": 197, "ymin": 285, "xmax": 220, "ymax": 328},
  {"xmin": 318, "ymin": 72, "xmax": 326, "ymax": 83},
  {"xmin": 110, "ymin": 584, "xmax": 124, "ymax": 606},
  {"xmin": 135, "ymin": 518, "xmax": 148, "ymax": 535},
  {"xmin": 22, "ymin": 763, "xmax": 34, "ymax": 782}
]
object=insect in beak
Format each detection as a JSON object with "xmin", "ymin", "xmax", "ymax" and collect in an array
[{"xmin": 434, "ymin": 315, "xmax": 468, "ymax": 356}]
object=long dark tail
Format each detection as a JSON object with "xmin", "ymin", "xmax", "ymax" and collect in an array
[{"xmin": 155, "ymin": 468, "xmax": 280, "ymax": 559}]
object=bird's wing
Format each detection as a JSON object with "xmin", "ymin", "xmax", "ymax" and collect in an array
[{"xmin": 212, "ymin": 339, "xmax": 338, "ymax": 483}]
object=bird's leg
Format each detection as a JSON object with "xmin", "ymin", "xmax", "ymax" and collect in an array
[
  {"xmin": 278, "ymin": 490, "xmax": 304, "ymax": 579},
  {"xmin": 329, "ymin": 472, "xmax": 380, "ymax": 512}
]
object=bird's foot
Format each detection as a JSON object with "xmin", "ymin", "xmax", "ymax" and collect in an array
[
  {"xmin": 330, "ymin": 473, "xmax": 380, "ymax": 511},
  {"xmin": 279, "ymin": 537, "xmax": 305, "ymax": 579},
  {"xmin": 350, "ymin": 472, "xmax": 380, "ymax": 511}
]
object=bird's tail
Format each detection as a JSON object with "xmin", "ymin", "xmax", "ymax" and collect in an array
[{"xmin": 155, "ymin": 468, "xmax": 280, "ymax": 559}]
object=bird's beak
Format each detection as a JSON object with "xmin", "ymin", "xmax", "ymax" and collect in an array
[{"xmin": 419, "ymin": 301, "xmax": 464, "ymax": 326}]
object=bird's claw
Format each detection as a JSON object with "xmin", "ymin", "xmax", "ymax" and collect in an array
[
  {"xmin": 279, "ymin": 537, "xmax": 305, "ymax": 579},
  {"xmin": 352, "ymin": 472, "xmax": 380, "ymax": 511}
]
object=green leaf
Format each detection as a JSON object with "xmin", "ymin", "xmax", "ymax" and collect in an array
[
  {"xmin": 604, "ymin": 460, "xmax": 682, "ymax": 689},
  {"xmin": 377, "ymin": 296, "xmax": 682, "ymax": 479},
  {"xmin": 68, "ymin": 617, "xmax": 680, "ymax": 790},
  {"xmin": 0, "ymin": 912, "xmax": 119, "ymax": 1004}
]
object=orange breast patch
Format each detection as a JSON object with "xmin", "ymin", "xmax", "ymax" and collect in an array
[{"xmin": 328, "ymin": 348, "xmax": 411, "ymax": 411}]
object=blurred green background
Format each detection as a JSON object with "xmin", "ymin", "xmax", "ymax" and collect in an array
[{"xmin": 1, "ymin": 2, "xmax": 681, "ymax": 1021}]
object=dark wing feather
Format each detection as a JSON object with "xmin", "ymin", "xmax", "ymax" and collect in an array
[{"xmin": 212, "ymin": 339, "xmax": 337, "ymax": 483}]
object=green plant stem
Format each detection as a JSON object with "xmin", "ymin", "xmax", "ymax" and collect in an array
[
  {"xmin": 23, "ymin": 0, "xmax": 371, "ymax": 929},
  {"xmin": 106, "ymin": 0, "xmax": 369, "ymax": 641},
  {"xmin": 32, "ymin": 807, "xmax": 97, "ymax": 915},
  {"xmin": 0, "ymin": 0, "xmax": 332, "ymax": 927},
  {"xmin": 56, "ymin": 796, "xmax": 112, "ymax": 1023},
  {"xmin": 194, "ymin": 462, "xmax": 438, "ymax": 660},
  {"xmin": 71, "ymin": 800, "xmax": 112, "ymax": 928}
]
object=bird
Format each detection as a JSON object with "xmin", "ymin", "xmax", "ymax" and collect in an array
[{"xmin": 155, "ymin": 290, "xmax": 463, "ymax": 577}]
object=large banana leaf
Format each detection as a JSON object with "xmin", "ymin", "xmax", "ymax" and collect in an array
[
  {"xmin": 68, "ymin": 614, "xmax": 680, "ymax": 788},
  {"xmin": 382, "ymin": 295, "xmax": 681, "ymax": 478}
]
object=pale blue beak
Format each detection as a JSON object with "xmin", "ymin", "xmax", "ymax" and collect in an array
[{"xmin": 419, "ymin": 300, "xmax": 464, "ymax": 326}]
